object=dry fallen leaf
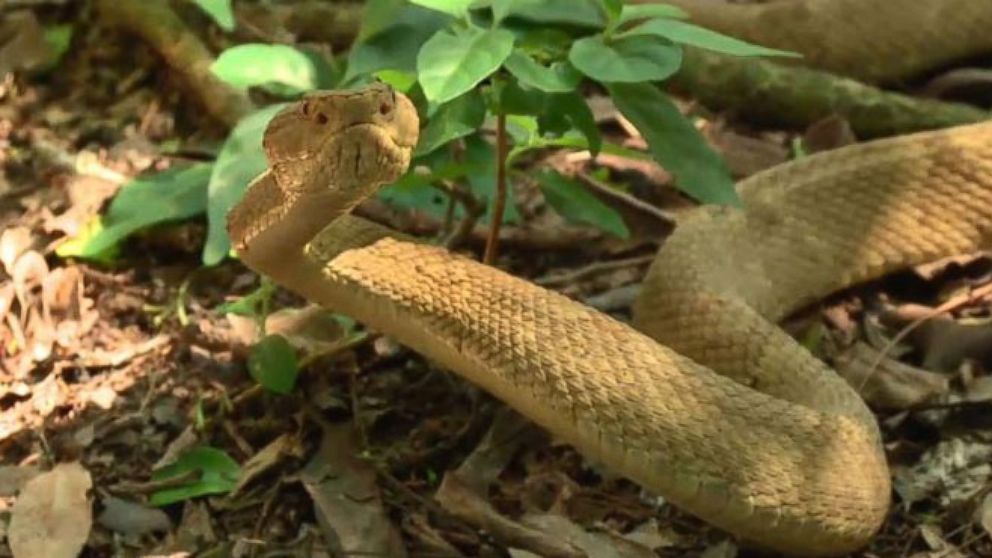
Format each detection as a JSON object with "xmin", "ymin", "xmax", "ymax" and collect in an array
[
  {"xmin": 8, "ymin": 462, "xmax": 93, "ymax": 558},
  {"xmin": 0, "ymin": 465, "xmax": 40, "ymax": 497},
  {"xmin": 300, "ymin": 422, "xmax": 407, "ymax": 558},
  {"xmin": 0, "ymin": 226, "xmax": 32, "ymax": 273},
  {"xmin": 835, "ymin": 342, "xmax": 950, "ymax": 409},
  {"xmin": 892, "ymin": 437, "xmax": 992, "ymax": 508},
  {"xmin": 97, "ymin": 496, "xmax": 172, "ymax": 537},
  {"xmin": 978, "ymin": 492, "xmax": 992, "ymax": 539},
  {"xmin": 229, "ymin": 432, "xmax": 302, "ymax": 497}
]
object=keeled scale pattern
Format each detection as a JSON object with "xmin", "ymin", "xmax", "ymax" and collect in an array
[
  {"xmin": 661, "ymin": 0, "xmax": 992, "ymax": 84},
  {"xmin": 633, "ymin": 121, "xmax": 992, "ymax": 551}
]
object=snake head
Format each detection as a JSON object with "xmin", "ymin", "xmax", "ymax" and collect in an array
[{"xmin": 263, "ymin": 83, "xmax": 420, "ymax": 195}]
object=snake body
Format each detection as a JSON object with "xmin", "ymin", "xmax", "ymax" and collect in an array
[
  {"xmin": 656, "ymin": 0, "xmax": 992, "ymax": 84},
  {"xmin": 226, "ymin": 25, "xmax": 992, "ymax": 556}
]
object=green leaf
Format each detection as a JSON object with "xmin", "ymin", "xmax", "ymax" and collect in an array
[
  {"xmin": 150, "ymin": 447, "xmax": 240, "ymax": 506},
  {"xmin": 492, "ymin": 81, "xmax": 600, "ymax": 155},
  {"xmin": 56, "ymin": 163, "xmax": 212, "ymax": 259},
  {"xmin": 493, "ymin": 80, "xmax": 543, "ymax": 115},
  {"xmin": 599, "ymin": 0, "xmax": 623, "ymax": 25},
  {"xmin": 417, "ymin": 26, "xmax": 515, "ymax": 104},
  {"xmin": 546, "ymin": 91, "xmax": 601, "ymax": 155},
  {"xmin": 416, "ymin": 89, "xmax": 486, "ymax": 156},
  {"xmin": 347, "ymin": 3, "xmax": 451, "ymax": 79},
  {"xmin": 377, "ymin": 171, "xmax": 449, "ymax": 217},
  {"xmin": 617, "ymin": 3, "xmax": 687, "ymax": 25},
  {"xmin": 42, "ymin": 24, "xmax": 73, "ymax": 67},
  {"xmin": 490, "ymin": 0, "xmax": 522, "ymax": 24},
  {"xmin": 249, "ymin": 334, "xmax": 299, "ymax": 394},
  {"xmin": 357, "ymin": 0, "xmax": 408, "ymax": 40},
  {"xmin": 203, "ymin": 104, "xmax": 288, "ymax": 265},
  {"xmin": 191, "ymin": 0, "xmax": 235, "ymax": 31},
  {"xmin": 463, "ymin": 134, "xmax": 519, "ymax": 225},
  {"xmin": 216, "ymin": 281, "xmax": 276, "ymax": 317},
  {"xmin": 374, "ymin": 69, "xmax": 418, "ymax": 92},
  {"xmin": 620, "ymin": 19, "xmax": 800, "ymax": 58},
  {"xmin": 536, "ymin": 170, "xmax": 628, "ymax": 238},
  {"xmin": 211, "ymin": 44, "xmax": 322, "ymax": 95},
  {"xmin": 607, "ymin": 82, "xmax": 739, "ymax": 205},
  {"xmin": 515, "ymin": 27, "xmax": 574, "ymax": 57},
  {"xmin": 381, "ymin": 135, "xmax": 518, "ymax": 224},
  {"xmin": 569, "ymin": 34, "xmax": 682, "ymax": 83},
  {"xmin": 503, "ymin": 50, "xmax": 581, "ymax": 93},
  {"xmin": 488, "ymin": 0, "xmax": 605, "ymax": 27},
  {"xmin": 409, "ymin": 0, "xmax": 474, "ymax": 17}
]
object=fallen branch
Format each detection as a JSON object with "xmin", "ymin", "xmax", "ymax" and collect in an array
[
  {"xmin": 94, "ymin": 0, "xmax": 255, "ymax": 128},
  {"xmin": 673, "ymin": 48, "xmax": 987, "ymax": 139}
]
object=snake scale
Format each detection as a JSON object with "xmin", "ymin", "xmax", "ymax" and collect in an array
[{"xmin": 226, "ymin": 3, "xmax": 992, "ymax": 555}]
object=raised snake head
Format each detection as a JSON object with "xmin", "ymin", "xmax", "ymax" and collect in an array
[{"xmin": 263, "ymin": 83, "xmax": 420, "ymax": 198}]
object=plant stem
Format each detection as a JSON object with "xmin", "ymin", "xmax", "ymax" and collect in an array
[{"xmin": 483, "ymin": 112, "xmax": 509, "ymax": 265}]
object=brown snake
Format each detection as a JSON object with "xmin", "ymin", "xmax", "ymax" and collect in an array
[{"xmin": 225, "ymin": 16, "xmax": 992, "ymax": 556}]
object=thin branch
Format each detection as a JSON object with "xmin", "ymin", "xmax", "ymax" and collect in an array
[
  {"xmin": 576, "ymin": 171, "xmax": 677, "ymax": 229},
  {"xmin": 95, "ymin": 0, "xmax": 255, "ymax": 128},
  {"xmin": 536, "ymin": 254, "xmax": 656, "ymax": 287},
  {"xmin": 483, "ymin": 113, "xmax": 509, "ymax": 264}
]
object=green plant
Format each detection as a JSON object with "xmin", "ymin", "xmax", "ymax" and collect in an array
[
  {"xmin": 60, "ymin": 0, "xmax": 796, "ymax": 393},
  {"xmin": 149, "ymin": 446, "xmax": 241, "ymax": 505}
]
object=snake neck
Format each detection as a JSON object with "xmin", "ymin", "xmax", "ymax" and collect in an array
[{"xmin": 227, "ymin": 171, "xmax": 346, "ymax": 286}]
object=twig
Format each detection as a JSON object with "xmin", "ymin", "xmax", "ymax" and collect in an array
[
  {"xmin": 576, "ymin": 171, "xmax": 677, "ymax": 229},
  {"xmin": 483, "ymin": 113, "xmax": 509, "ymax": 264},
  {"xmin": 437, "ymin": 181, "xmax": 484, "ymax": 250},
  {"xmin": 356, "ymin": 200, "xmax": 602, "ymax": 251},
  {"xmin": 297, "ymin": 331, "xmax": 375, "ymax": 369},
  {"xmin": 536, "ymin": 254, "xmax": 656, "ymax": 287},
  {"xmin": 94, "ymin": 0, "xmax": 255, "ymax": 128},
  {"xmin": 861, "ymin": 282, "xmax": 992, "ymax": 391}
]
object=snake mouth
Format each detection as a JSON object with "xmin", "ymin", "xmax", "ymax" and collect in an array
[{"xmin": 342, "ymin": 121, "xmax": 416, "ymax": 160}]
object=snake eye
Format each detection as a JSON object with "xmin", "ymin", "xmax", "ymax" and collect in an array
[
  {"xmin": 379, "ymin": 102, "xmax": 392, "ymax": 116},
  {"xmin": 315, "ymin": 112, "xmax": 329, "ymax": 125},
  {"xmin": 300, "ymin": 100, "xmax": 312, "ymax": 116}
]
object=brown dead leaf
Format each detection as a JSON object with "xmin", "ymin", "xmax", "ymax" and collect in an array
[
  {"xmin": 8, "ymin": 462, "xmax": 93, "ymax": 558},
  {"xmin": 835, "ymin": 342, "xmax": 949, "ymax": 409},
  {"xmin": 912, "ymin": 252, "xmax": 990, "ymax": 281},
  {"xmin": 87, "ymin": 384, "xmax": 117, "ymax": 409},
  {"xmin": 227, "ymin": 304, "xmax": 345, "ymax": 354},
  {"xmin": 802, "ymin": 114, "xmax": 857, "ymax": 154},
  {"xmin": 454, "ymin": 407, "xmax": 541, "ymax": 493},
  {"xmin": 0, "ymin": 465, "xmax": 40, "ymax": 497},
  {"xmin": 965, "ymin": 375, "xmax": 992, "ymax": 403},
  {"xmin": 977, "ymin": 492, "xmax": 992, "ymax": 540},
  {"xmin": 229, "ymin": 432, "xmax": 303, "ymax": 497},
  {"xmin": 97, "ymin": 496, "xmax": 172, "ymax": 536},
  {"xmin": 892, "ymin": 437, "xmax": 992, "ymax": 508},
  {"xmin": 300, "ymin": 421, "xmax": 406, "ymax": 558},
  {"xmin": 42, "ymin": 175, "xmax": 119, "ymax": 239},
  {"xmin": 519, "ymin": 513, "xmax": 657, "ymax": 558},
  {"xmin": 436, "ymin": 473, "xmax": 584, "ymax": 558},
  {"xmin": 705, "ymin": 125, "xmax": 789, "ymax": 178},
  {"xmin": 12, "ymin": 250, "xmax": 48, "ymax": 307},
  {"xmin": 918, "ymin": 523, "xmax": 965, "ymax": 557},
  {"xmin": 700, "ymin": 540, "xmax": 738, "ymax": 558},
  {"xmin": 621, "ymin": 519, "xmax": 680, "ymax": 551},
  {"xmin": 30, "ymin": 372, "xmax": 66, "ymax": 417},
  {"xmin": 0, "ymin": 226, "xmax": 33, "ymax": 273},
  {"xmin": 171, "ymin": 500, "xmax": 217, "ymax": 553},
  {"xmin": 0, "ymin": 11, "xmax": 56, "ymax": 75}
]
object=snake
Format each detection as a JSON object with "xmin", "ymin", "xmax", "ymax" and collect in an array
[
  {"xmin": 654, "ymin": 0, "xmax": 992, "ymax": 84},
  {"xmin": 224, "ymin": 10, "xmax": 992, "ymax": 556}
]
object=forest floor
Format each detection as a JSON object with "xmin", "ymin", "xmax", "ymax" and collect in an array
[{"xmin": 1, "ymin": 2, "xmax": 992, "ymax": 558}]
